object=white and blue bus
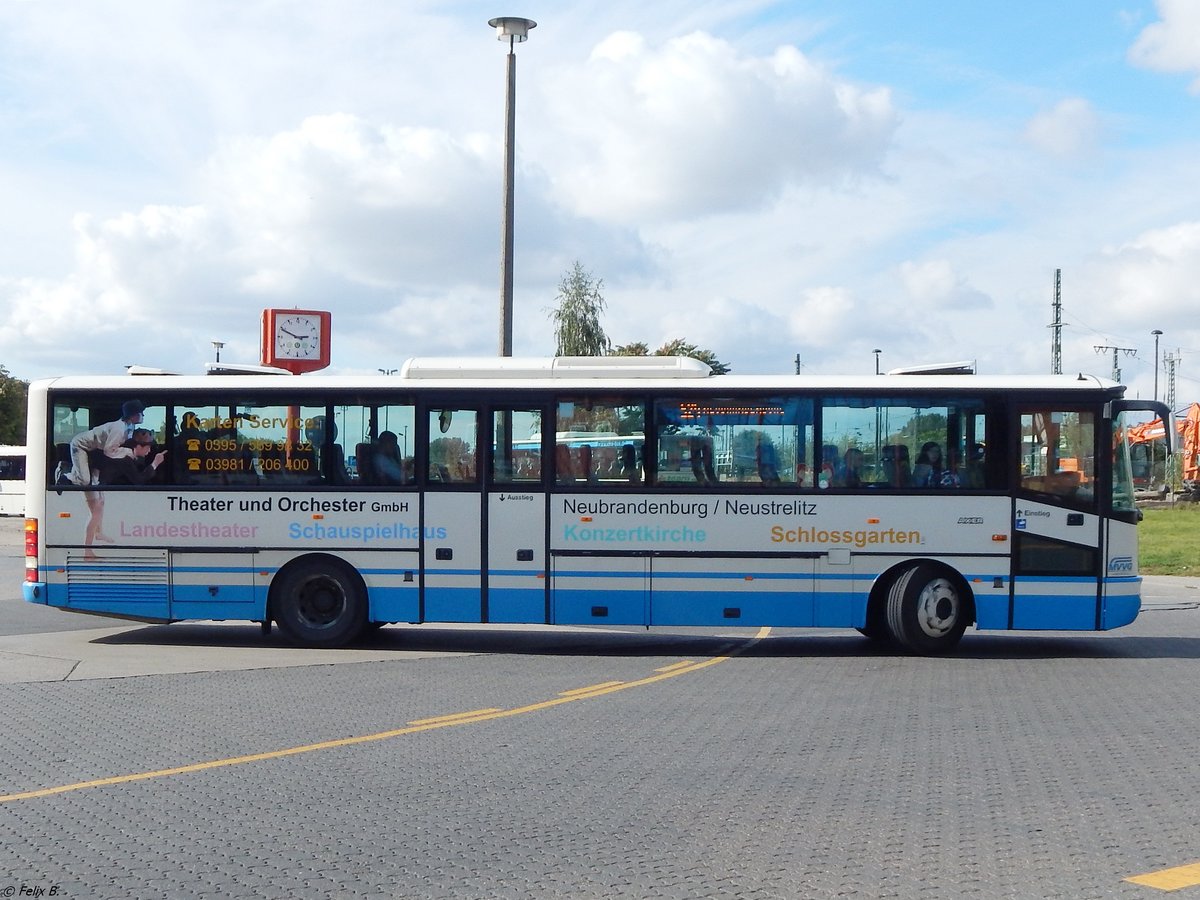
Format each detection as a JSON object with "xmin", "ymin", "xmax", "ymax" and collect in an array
[
  {"xmin": 0, "ymin": 445, "xmax": 26, "ymax": 516},
  {"xmin": 22, "ymin": 357, "xmax": 1168, "ymax": 654}
]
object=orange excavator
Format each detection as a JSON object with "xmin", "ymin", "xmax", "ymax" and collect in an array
[{"xmin": 1126, "ymin": 402, "xmax": 1200, "ymax": 497}]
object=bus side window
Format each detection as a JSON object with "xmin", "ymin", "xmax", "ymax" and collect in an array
[
  {"xmin": 881, "ymin": 445, "xmax": 911, "ymax": 487},
  {"xmin": 555, "ymin": 443, "xmax": 574, "ymax": 483},
  {"xmin": 428, "ymin": 408, "xmax": 478, "ymax": 484}
]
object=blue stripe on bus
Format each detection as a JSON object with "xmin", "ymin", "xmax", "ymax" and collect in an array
[
  {"xmin": 553, "ymin": 588, "xmax": 646, "ymax": 625},
  {"xmin": 1012, "ymin": 595, "xmax": 1100, "ymax": 630},
  {"xmin": 423, "ymin": 586, "xmax": 481, "ymax": 623},
  {"xmin": 1102, "ymin": 595, "xmax": 1139, "ymax": 629},
  {"xmin": 39, "ymin": 562, "xmax": 1137, "ymax": 633},
  {"xmin": 488, "ymin": 587, "xmax": 547, "ymax": 624},
  {"xmin": 367, "ymin": 585, "xmax": 420, "ymax": 623}
]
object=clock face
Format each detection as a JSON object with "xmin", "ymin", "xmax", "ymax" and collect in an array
[
  {"xmin": 274, "ymin": 314, "xmax": 322, "ymax": 359},
  {"xmin": 261, "ymin": 308, "xmax": 331, "ymax": 372}
]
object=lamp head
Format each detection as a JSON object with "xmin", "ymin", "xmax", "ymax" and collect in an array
[{"xmin": 488, "ymin": 16, "xmax": 536, "ymax": 42}]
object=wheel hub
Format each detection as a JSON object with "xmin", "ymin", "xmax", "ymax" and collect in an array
[
  {"xmin": 916, "ymin": 577, "xmax": 958, "ymax": 638},
  {"xmin": 297, "ymin": 577, "xmax": 346, "ymax": 627}
]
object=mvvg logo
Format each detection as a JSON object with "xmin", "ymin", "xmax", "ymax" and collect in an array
[{"xmin": 1108, "ymin": 556, "xmax": 1134, "ymax": 573}]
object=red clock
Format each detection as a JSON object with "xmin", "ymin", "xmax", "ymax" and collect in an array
[{"xmin": 261, "ymin": 309, "xmax": 332, "ymax": 373}]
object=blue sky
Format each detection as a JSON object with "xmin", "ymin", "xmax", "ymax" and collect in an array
[{"xmin": 0, "ymin": 0, "xmax": 1198, "ymax": 405}]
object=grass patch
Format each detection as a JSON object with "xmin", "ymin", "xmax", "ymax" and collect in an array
[{"xmin": 1140, "ymin": 504, "xmax": 1200, "ymax": 575}]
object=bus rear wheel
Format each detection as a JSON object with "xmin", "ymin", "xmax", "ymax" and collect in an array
[
  {"xmin": 272, "ymin": 558, "xmax": 367, "ymax": 648},
  {"xmin": 885, "ymin": 563, "xmax": 969, "ymax": 655}
]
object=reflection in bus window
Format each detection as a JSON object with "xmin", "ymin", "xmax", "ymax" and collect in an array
[
  {"xmin": 653, "ymin": 396, "xmax": 813, "ymax": 488},
  {"xmin": 1019, "ymin": 410, "xmax": 1096, "ymax": 506},
  {"xmin": 494, "ymin": 409, "xmax": 542, "ymax": 483},
  {"xmin": 428, "ymin": 408, "xmax": 478, "ymax": 484},
  {"xmin": 819, "ymin": 397, "xmax": 988, "ymax": 490},
  {"xmin": 334, "ymin": 402, "xmax": 416, "ymax": 486},
  {"xmin": 554, "ymin": 398, "xmax": 646, "ymax": 486}
]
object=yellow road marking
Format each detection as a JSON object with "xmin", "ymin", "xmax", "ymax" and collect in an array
[
  {"xmin": 655, "ymin": 661, "xmax": 694, "ymax": 673},
  {"xmin": 0, "ymin": 628, "xmax": 772, "ymax": 804},
  {"xmin": 1126, "ymin": 862, "xmax": 1200, "ymax": 891},
  {"xmin": 407, "ymin": 708, "xmax": 503, "ymax": 726},
  {"xmin": 559, "ymin": 681, "xmax": 625, "ymax": 696}
]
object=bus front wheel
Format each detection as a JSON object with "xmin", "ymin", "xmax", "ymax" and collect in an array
[
  {"xmin": 884, "ymin": 563, "xmax": 969, "ymax": 655},
  {"xmin": 272, "ymin": 558, "xmax": 367, "ymax": 648}
]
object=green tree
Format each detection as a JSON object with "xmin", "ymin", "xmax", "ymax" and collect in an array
[
  {"xmin": 550, "ymin": 261, "xmax": 610, "ymax": 357},
  {"xmin": 612, "ymin": 338, "xmax": 731, "ymax": 375},
  {"xmin": 0, "ymin": 365, "xmax": 28, "ymax": 444}
]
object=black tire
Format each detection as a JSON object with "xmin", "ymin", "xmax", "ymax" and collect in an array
[
  {"xmin": 272, "ymin": 557, "xmax": 367, "ymax": 647},
  {"xmin": 884, "ymin": 563, "xmax": 969, "ymax": 654}
]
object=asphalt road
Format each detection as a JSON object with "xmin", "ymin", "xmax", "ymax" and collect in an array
[{"xmin": 2, "ymin": 516, "xmax": 1200, "ymax": 898}]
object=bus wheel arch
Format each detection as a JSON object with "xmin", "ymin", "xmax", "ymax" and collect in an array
[
  {"xmin": 857, "ymin": 579, "xmax": 894, "ymax": 644},
  {"xmin": 269, "ymin": 554, "xmax": 368, "ymax": 648},
  {"xmin": 881, "ymin": 561, "xmax": 974, "ymax": 655}
]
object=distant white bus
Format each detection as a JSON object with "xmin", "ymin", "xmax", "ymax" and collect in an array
[
  {"xmin": 21, "ymin": 357, "xmax": 1169, "ymax": 654},
  {"xmin": 0, "ymin": 445, "xmax": 25, "ymax": 516}
]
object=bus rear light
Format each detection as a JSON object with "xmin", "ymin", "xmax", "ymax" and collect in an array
[{"xmin": 24, "ymin": 518, "xmax": 38, "ymax": 582}]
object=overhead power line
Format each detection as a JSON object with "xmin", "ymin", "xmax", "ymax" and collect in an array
[{"xmin": 1094, "ymin": 344, "xmax": 1137, "ymax": 382}]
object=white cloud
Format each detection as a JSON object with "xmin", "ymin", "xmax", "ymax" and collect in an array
[
  {"xmin": 1129, "ymin": 0, "xmax": 1200, "ymax": 93},
  {"xmin": 205, "ymin": 114, "xmax": 500, "ymax": 294},
  {"xmin": 1087, "ymin": 221, "xmax": 1200, "ymax": 325},
  {"xmin": 1023, "ymin": 98, "xmax": 1101, "ymax": 159},
  {"xmin": 0, "ymin": 109, "xmax": 661, "ymax": 376},
  {"xmin": 2, "ymin": 4, "xmax": 1200, "ymax": 397},
  {"xmin": 539, "ymin": 31, "xmax": 898, "ymax": 223},
  {"xmin": 785, "ymin": 286, "xmax": 861, "ymax": 345},
  {"xmin": 899, "ymin": 259, "xmax": 992, "ymax": 311}
]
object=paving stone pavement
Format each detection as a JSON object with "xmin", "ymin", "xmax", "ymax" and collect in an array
[{"xmin": 1, "ymin": 604, "xmax": 1199, "ymax": 898}]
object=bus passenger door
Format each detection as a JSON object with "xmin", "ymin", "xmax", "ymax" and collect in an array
[
  {"xmin": 485, "ymin": 407, "xmax": 548, "ymax": 623},
  {"xmin": 1011, "ymin": 499, "xmax": 1102, "ymax": 629},
  {"xmin": 422, "ymin": 406, "xmax": 483, "ymax": 623},
  {"xmin": 1010, "ymin": 408, "xmax": 1103, "ymax": 629}
]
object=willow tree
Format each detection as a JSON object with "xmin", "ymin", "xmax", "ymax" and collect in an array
[{"xmin": 550, "ymin": 261, "xmax": 610, "ymax": 357}]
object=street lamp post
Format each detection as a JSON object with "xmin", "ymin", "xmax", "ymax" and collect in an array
[
  {"xmin": 212, "ymin": 341, "xmax": 224, "ymax": 363},
  {"xmin": 873, "ymin": 349, "xmax": 882, "ymax": 375},
  {"xmin": 488, "ymin": 16, "xmax": 536, "ymax": 358},
  {"xmin": 1152, "ymin": 330, "xmax": 1163, "ymax": 402}
]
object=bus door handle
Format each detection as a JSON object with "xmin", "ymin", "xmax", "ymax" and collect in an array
[
  {"xmin": 517, "ymin": 549, "xmax": 533, "ymax": 561},
  {"xmin": 435, "ymin": 548, "xmax": 453, "ymax": 560},
  {"xmin": 1067, "ymin": 514, "xmax": 1084, "ymax": 526}
]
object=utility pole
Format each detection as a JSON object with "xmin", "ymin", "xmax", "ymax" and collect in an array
[
  {"xmin": 1094, "ymin": 344, "xmax": 1137, "ymax": 383},
  {"xmin": 1050, "ymin": 269, "xmax": 1062, "ymax": 375},
  {"xmin": 794, "ymin": 353, "xmax": 801, "ymax": 375},
  {"xmin": 1152, "ymin": 330, "xmax": 1163, "ymax": 402},
  {"xmin": 1164, "ymin": 351, "xmax": 1178, "ymax": 412}
]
